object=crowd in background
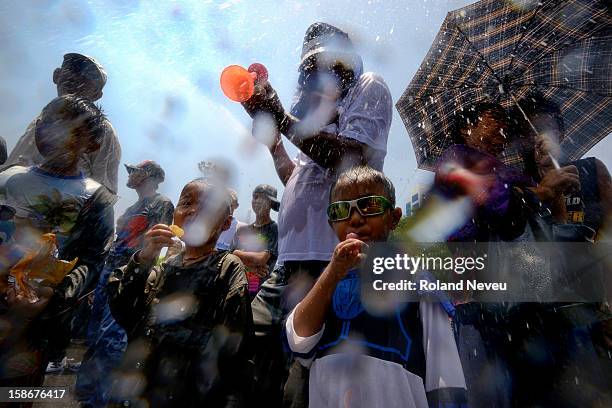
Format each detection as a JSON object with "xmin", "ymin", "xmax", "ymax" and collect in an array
[{"xmin": 0, "ymin": 20, "xmax": 610, "ymax": 408}]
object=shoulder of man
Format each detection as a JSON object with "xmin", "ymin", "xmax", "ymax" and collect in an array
[
  {"xmin": 234, "ymin": 222, "xmax": 251, "ymax": 234},
  {"xmin": 81, "ymin": 177, "xmax": 118, "ymax": 208},
  {"xmin": 341, "ymin": 71, "xmax": 392, "ymax": 121},
  {"xmin": 79, "ymin": 179, "xmax": 118, "ymax": 213},
  {"xmin": 261, "ymin": 221, "xmax": 278, "ymax": 235},
  {"xmin": 103, "ymin": 120, "xmax": 120, "ymax": 141},
  {"xmin": 95, "ymin": 120, "xmax": 122, "ymax": 157},
  {"xmin": 353, "ymin": 72, "xmax": 391, "ymax": 98},
  {"xmin": 0, "ymin": 165, "xmax": 29, "ymax": 184},
  {"xmin": 0, "ymin": 166, "xmax": 28, "ymax": 202},
  {"xmin": 4, "ymin": 117, "xmax": 41, "ymax": 168}
]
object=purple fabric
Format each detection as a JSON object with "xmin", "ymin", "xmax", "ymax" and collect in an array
[{"xmin": 434, "ymin": 145, "xmax": 534, "ymax": 241}]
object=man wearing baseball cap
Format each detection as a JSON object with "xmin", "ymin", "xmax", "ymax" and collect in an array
[
  {"xmin": 75, "ymin": 159, "xmax": 174, "ymax": 407},
  {"xmin": 241, "ymin": 22, "xmax": 392, "ymax": 407},
  {"xmin": 232, "ymin": 184, "xmax": 279, "ymax": 295},
  {"xmin": 5, "ymin": 52, "xmax": 121, "ymax": 194}
]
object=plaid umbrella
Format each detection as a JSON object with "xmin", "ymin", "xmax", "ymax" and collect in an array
[{"xmin": 396, "ymin": 0, "xmax": 611, "ymax": 171}]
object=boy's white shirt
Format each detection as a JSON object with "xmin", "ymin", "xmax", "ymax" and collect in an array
[
  {"xmin": 285, "ymin": 301, "xmax": 466, "ymax": 407},
  {"xmin": 216, "ymin": 217, "xmax": 246, "ymax": 250}
]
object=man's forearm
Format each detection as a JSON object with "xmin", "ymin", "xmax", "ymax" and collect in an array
[
  {"xmin": 281, "ymin": 115, "xmax": 364, "ymax": 170},
  {"xmin": 233, "ymin": 250, "xmax": 270, "ymax": 267},
  {"xmin": 269, "ymin": 139, "xmax": 295, "ymax": 185}
]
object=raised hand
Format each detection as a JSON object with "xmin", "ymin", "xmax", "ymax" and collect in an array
[
  {"xmin": 241, "ymin": 82, "xmax": 288, "ymax": 131},
  {"xmin": 536, "ymin": 165, "xmax": 580, "ymax": 203},
  {"xmin": 138, "ymin": 224, "xmax": 176, "ymax": 264},
  {"xmin": 6, "ymin": 285, "xmax": 54, "ymax": 321},
  {"xmin": 329, "ymin": 233, "xmax": 367, "ymax": 279}
]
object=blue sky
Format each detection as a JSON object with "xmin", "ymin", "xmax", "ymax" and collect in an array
[{"xmin": 1, "ymin": 0, "xmax": 610, "ymax": 221}]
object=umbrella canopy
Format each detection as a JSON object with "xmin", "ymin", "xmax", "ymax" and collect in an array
[{"xmin": 396, "ymin": 0, "xmax": 611, "ymax": 171}]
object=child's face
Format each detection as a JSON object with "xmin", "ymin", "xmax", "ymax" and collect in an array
[
  {"xmin": 173, "ymin": 182, "xmax": 231, "ymax": 247},
  {"xmin": 329, "ymin": 182, "xmax": 401, "ymax": 243},
  {"xmin": 251, "ymin": 192, "xmax": 271, "ymax": 216}
]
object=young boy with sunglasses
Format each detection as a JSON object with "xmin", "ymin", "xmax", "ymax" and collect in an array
[{"xmin": 285, "ymin": 166, "xmax": 466, "ymax": 408}]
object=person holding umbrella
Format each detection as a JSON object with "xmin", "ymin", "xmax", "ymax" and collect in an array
[
  {"xmin": 522, "ymin": 94, "xmax": 612, "ymax": 237},
  {"xmin": 231, "ymin": 184, "xmax": 279, "ymax": 299},
  {"xmin": 396, "ymin": 0, "xmax": 611, "ymax": 405},
  {"xmin": 397, "ymin": 0, "xmax": 610, "ymax": 174}
]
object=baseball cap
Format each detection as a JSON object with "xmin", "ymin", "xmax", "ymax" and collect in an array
[
  {"xmin": 62, "ymin": 53, "xmax": 107, "ymax": 90},
  {"xmin": 124, "ymin": 160, "xmax": 165, "ymax": 182},
  {"xmin": 253, "ymin": 184, "xmax": 280, "ymax": 212},
  {"xmin": 299, "ymin": 23, "xmax": 362, "ymax": 76}
]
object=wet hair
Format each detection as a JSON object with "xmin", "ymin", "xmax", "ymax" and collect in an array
[
  {"xmin": 451, "ymin": 101, "xmax": 509, "ymax": 144},
  {"xmin": 35, "ymin": 95, "xmax": 107, "ymax": 155},
  {"xmin": 185, "ymin": 178, "xmax": 232, "ymax": 218},
  {"xmin": 331, "ymin": 166, "xmax": 396, "ymax": 206}
]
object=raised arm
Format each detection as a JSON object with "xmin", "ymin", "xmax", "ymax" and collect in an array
[
  {"xmin": 107, "ymin": 224, "xmax": 174, "ymax": 334},
  {"xmin": 292, "ymin": 238, "xmax": 365, "ymax": 337},
  {"xmin": 244, "ymin": 74, "xmax": 391, "ymax": 173},
  {"xmin": 232, "ymin": 249, "xmax": 270, "ymax": 268},
  {"xmin": 282, "ymin": 120, "xmax": 365, "ymax": 170},
  {"xmin": 268, "ymin": 135, "xmax": 296, "ymax": 186}
]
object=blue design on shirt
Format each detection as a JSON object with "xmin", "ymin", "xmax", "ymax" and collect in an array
[{"xmin": 332, "ymin": 270, "xmax": 364, "ymax": 320}]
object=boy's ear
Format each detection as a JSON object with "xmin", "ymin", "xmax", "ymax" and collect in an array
[{"xmin": 390, "ymin": 207, "xmax": 402, "ymax": 230}]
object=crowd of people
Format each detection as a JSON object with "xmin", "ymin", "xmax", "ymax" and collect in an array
[{"xmin": 0, "ymin": 21, "xmax": 610, "ymax": 408}]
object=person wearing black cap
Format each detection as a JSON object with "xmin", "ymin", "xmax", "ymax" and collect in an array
[
  {"xmin": 241, "ymin": 22, "xmax": 392, "ymax": 408},
  {"xmin": 232, "ymin": 184, "xmax": 279, "ymax": 298},
  {"xmin": 5, "ymin": 53, "xmax": 121, "ymax": 194},
  {"xmin": 75, "ymin": 160, "xmax": 173, "ymax": 407}
]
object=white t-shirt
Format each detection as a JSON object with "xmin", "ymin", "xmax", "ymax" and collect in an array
[
  {"xmin": 285, "ymin": 301, "xmax": 466, "ymax": 408},
  {"xmin": 216, "ymin": 217, "xmax": 246, "ymax": 250},
  {"xmin": 277, "ymin": 72, "xmax": 392, "ymax": 263},
  {"xmin": 0, "ymin": 165, "xmax": 102, "ymax": 248},
  {"xmin": 6, "ymin": 115, "xmax": 121, "ymax": 194}
]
